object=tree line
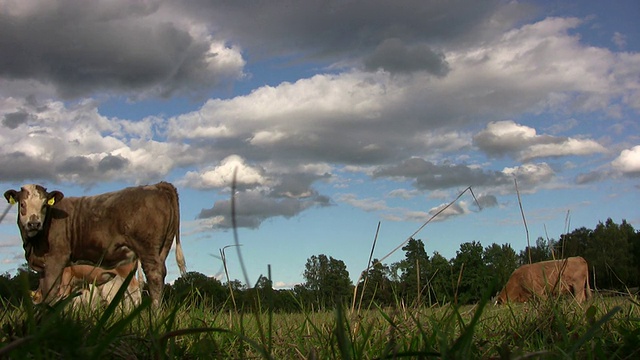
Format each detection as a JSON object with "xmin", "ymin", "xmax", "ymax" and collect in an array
[{"xmin": 1, "ymin": 218, "xmax": 638, "ymax": 311}]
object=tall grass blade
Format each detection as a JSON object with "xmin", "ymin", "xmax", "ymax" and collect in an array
[
  {"xmin": 334, "ymin": 305, "xmax": 353, "ymax": 360},
  {"xmin": 567, "ymin": 306, "xmax": 621, "ymax": 356}
]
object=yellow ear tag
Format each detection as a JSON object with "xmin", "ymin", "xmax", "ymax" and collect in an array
[
  {"xmin": 47, "ymin": 198, "xmax": 55, "ymax": 206},
  {"xmin": 9, "ymin": 197, "xmax": 16, "ymax": 205}
]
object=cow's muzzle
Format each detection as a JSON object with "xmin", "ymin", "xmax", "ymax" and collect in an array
[{"xmin": 27, "ymin": 220, "xmax": 42, "ymax": 231}]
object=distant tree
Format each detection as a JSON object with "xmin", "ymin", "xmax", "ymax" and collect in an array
[
  {"xmin": 628, "ymin": 224, "xmax": 640, "ymax": 287},
  {"xmin": 558, "ymin": 227, "xmax": 591, "ymax": 259},
  {"xmin": 171, "ymin": 271, "xmax": 227, "ymax": 307},
  {"xmin": 225, "ymin": 279, "xmax": 245, "ymax": 292},
  {"xmin": 428, "ymin": 251, "xmax": 454, "ymax": 305},
  {"xmin": 0, "ymin": 264, "xmax": 39, "ymax": 307},
  {"xmin": 303, "ymin": 254, "xmax": 352, "ymax": 309},
  {"xmin": 395, "ymin": 238, "xmax": 430, "ymax": 305},
  {"xmin": 585, "ymin": 219, "xmax": 635, "ymax": 290},
  {"xmin": 0, "ymin": 272, "xmax": 13, "ymax": 304},
  {"xmin": 483, "ymin": 243, "xmax": 518, "ymax": 297},
  {"xmin": 254, "ymin": 275, "xmax": 273, "ymax": 290},
  {"xmin": 451, "ymin": 241, "xmax": 486, "ymax": 304},
  {"xmin": 293, "ymin": 284, "xmax": 314, "ymax": 310},
  {"xmin": 245, "ymin": 275, "xmax": 274, "ymax": 311},
  {"xmin": 270, "ymin": 289, "xmax": 300, "ymax": 313},
  {"xmin": 519, "ymin": 237, "xmax": 555, "ymax": 265},
  {"xmin": 356, "ymin": 259, "xmax": 393, "ymax": 308}
]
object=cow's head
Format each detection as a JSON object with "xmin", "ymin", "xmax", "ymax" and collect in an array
[{"xmin": 4, "ymin": 185, "xmax": 64, "ymax": 238}]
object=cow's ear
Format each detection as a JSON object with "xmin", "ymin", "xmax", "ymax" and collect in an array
[
  {"xmin": 3, "ymin": 190, "xmax": 18, "ymax": 205},
  {"xmin": 47, "ymin": 191, "xmax": 64, "ymax": 206}
]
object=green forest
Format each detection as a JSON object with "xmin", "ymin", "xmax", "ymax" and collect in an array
[{"xmin": 1, "ymin": 218, "xmax": 638, "ymax": 312}]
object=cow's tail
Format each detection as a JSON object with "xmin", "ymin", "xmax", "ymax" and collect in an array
[
  {"xmin": 585, "ymin": 263, "xmax": 592, "ymax": 300},
  {"xmin": 161, "ymin": 182, "xmax": 187, "ymax": 276},
  {"xmin": 175, "ymin": 230, "xmax": 187, "ymax": 277},
  {"xmin": 173, "ymin": 184, "xmax": 187, "ymax": 277}
]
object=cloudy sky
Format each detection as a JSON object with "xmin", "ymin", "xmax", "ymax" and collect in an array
[{"xmin": 1, "ymin": 0, "xmax": 638, "ymax": 288}]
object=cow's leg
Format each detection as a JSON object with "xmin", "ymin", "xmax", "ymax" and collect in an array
[
  {"xmin": 42, "ymin": 257, "xmax": 67, "ymax": 303},
  {"xmin": 574, "ymin": 285, "xmax": 585, "ymax": 303},
  {"xmin": 142, "ymin": 259, "xmax": 166, "ymax": 307}
]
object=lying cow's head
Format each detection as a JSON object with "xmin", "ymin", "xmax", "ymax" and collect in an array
[{"xmin": 4, "ymin": 185, "xmax": 64, "ymax": 238}]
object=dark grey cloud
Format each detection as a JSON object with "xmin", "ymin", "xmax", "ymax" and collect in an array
[
  {"xmin": 476, "ymin": 194, "xmax": 499, "ymax": 209},
  {"xmin": 270, "ymin": 172, "xmax": 331, "ymax": 199},
  {"xmin": 0, "ymin": 152, "xmax": 55, "ymax": 182},
  {"xmin": 575, "ymin": 170, "xmax": 608, "ymax": 184},
  {"xmin": 363, "ymin": 38, "xmax": 450, "ymax": 76},
  {"xmin": 373, "ymin": 158, "xmax": 511, "ymax": 190},
  {"xmin": 2, "ymin": 111, "xmax": 34, "ymax": 129},
  {"xmin": 98, "ymin": 155, "xmax": 129, "ymax": 172},
  {"xmin": 0, "ymin": 1, "xmax": 243, "ymax": 99},
  {"xmin": 179, "ymin": 0, "xmax": 525, "ymax": 60},
  {"xmin": 56, "ymin": 156, "xmax": 93, "ymax": 175},
  {"xmin": 198, "ymin": 189, "xmax": 332, "ymax": 229}
]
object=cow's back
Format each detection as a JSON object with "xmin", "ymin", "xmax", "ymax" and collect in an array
[{"xmin": 48, "ymin": 182, "xmax": 179, "ymax": 268}]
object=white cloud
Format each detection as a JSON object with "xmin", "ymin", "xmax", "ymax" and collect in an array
[
  {"xmin": 336, "ymin": 193, "xmax": 389, "ymax": 212},
  {"xmin": 474, "ymin": 120, "xmax": 606, "ymax": 161},
  {"xmin": 612, "ymin": 145, "xmax": 640, "ymax": 175},
  {"xmin": 387, "ymin": 189, "xmax": 420, "ymax": 200},
  {"xmin": 612, "ymin": 32, "xmax": 627, "ymax": 49},
  {"xmin": 180, "ymin": 155, "xmax": 269, "ymax": 190},
  {"xmin": 0, "ymin": 98, "xmax": 194, "ymax": 184},
  {"xmin": 521, "ymin": 138, "xmax": 607, "ymax": 161},
  {"xmin": 427, "ymin": 202, "xmax": 469, "ymax": 222},
  {"xmin": 502, "ymin": 163, "xmax": 555, "ymax": 192}
]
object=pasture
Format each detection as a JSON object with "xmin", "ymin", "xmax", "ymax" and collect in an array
[{"xmin": 0, "ymin": 281, "xmax": 638, "ymax": 359}]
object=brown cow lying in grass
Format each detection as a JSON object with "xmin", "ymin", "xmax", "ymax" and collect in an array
[
  {"xmin": 495, "ymin": 256, "xmax": 591, "ymax": 304},
  {"xmin": 32, "ymin": 262, "xmax": 143, "ymax": 309}
]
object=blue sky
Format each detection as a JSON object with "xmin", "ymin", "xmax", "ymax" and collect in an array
[{"xmin": 1, "ymin": 0, "xmax": 638, "ymax": 289}]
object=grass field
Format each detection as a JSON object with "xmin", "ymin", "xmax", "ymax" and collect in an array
[{"xmin": 1, "ymin": 283, "xmax": 639, "ymax": 359}]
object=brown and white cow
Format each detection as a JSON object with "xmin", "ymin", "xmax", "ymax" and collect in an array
[
  {"xmin": 495, "ymin": 256, "xmax": 591, "ymax": 304},
  {"xmin": 32, "ymin": 261, "xmax": 143, "ymax": 308},
  {"xmin": 4, "ymin": 182, "xmax": 186, "ymax": 307}
]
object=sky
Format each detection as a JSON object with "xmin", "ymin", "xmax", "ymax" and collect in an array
[{"xmin": 0, "ymin": 0, "xmax": 639, "ymax": 289}]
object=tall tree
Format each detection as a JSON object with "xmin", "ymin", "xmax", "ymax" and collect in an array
[
  {"xmin": 428, "ymin": 251, "xmax": 454, "ymax": 305},
  {"xmin": 585, "ymin": 218, "xmax": 634, "ymax": 290},
  {"xmin": 627, "ymin": 223, "xmax": 640, "ymax": 287},
  {"xmin": 356, "ymin": 259, "xmax": 393, "ymax": 307},
  {"xmin": 303, "ymin": 254, "xmax": 353, "ymax": 309},
  {"xmin": 395, "ymin": 238, "xmax": 430, "ymax": 305},
  {"xmin": 171, "ymin": 271, "xmax": 227, "ymax": 307},
  {"xmin": 558, "ymin": 227, "xmax": 591, "ymax": 259},
  {"xmin": 519, "ymin": 237, "xmax": 555, "ymax": 265},
  {"xmin": 483, "ymin": 243, "xmax": 518, "ymax": 297},
  {"xmin": 451, "ymin": 241, "xmax": 486, "ymax": 304}
]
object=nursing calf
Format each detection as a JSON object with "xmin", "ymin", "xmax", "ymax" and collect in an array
[
  {"xmin": 496, "ymin": 256, "xmax": 591, "ymax": 304},
  {"xmin": 32, "ymin": 262, "xmax": 143, "ymax": 308}
]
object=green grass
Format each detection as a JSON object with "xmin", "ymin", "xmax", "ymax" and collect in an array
[{"xmin": 1, "ymin": 288, "xmax": 639, "ymax": 359}]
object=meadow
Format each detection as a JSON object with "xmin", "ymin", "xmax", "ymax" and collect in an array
[{"xmin": 1, "ymin": 281, "xmax": 639, "ymax": 359}]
